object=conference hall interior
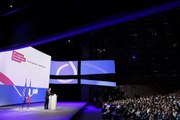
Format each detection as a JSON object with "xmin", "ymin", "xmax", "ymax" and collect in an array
[{"xmin": 0, "ymin": 0, "xmax": 180, "ymax": 120}]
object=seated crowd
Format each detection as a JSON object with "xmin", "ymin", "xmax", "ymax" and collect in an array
[{"xmin": 102, "ymin": 91, "xmax": 180, "ymax": 120}]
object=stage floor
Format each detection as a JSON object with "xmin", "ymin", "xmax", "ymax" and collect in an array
[{"xmin": 0, "ymin": 102, "xmax": 87, "ymax": 120}]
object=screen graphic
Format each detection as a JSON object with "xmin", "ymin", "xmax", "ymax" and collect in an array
[
  {"xmin": 50, "ymin": 61, "xmax": 78, "ymax": 76},
  {"xmin": 81, "ymin": 60, "xmax": 115, "ymax": 75},
  {"xmin": 81, "ymin": 79, "xmax": 116, "ymax": 87},
  {"xmin": 49, "ymin": 79, "xmax": 78, "ymax": 84},
  {"xmin": 0, "ymin": 47, "xmax": 51, "ymax": 106}
]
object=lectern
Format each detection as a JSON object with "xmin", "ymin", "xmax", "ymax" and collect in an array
[{"xmin": 48, "ymin": 94, "xmax": 57, "ymax": 110}]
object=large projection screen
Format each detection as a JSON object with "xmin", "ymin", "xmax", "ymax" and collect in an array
[
  {"xmin": 0, "ymin": 47, "xmax": 51, "ymax": 106},
  {"xmin": 81, "ymin": 60, "xmax": 115, "ymax": 75},
  {"xmin": 81, "ymin": 79, "xmax": 116, "ymax": 87},
  {"xmin": 50, "ymin": 61, "xmax": 78, "ymax": 76},
  {"xmin": 49, "ymin": 79, "xmax": 78, "ymax": 84}
]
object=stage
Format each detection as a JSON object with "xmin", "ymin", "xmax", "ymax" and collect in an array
[{"xmin": 0, "ymin": 102, "xmax": 88, "ymax": 120}]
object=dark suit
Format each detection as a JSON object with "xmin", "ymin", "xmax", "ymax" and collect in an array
[{"xmin": 44, "ymin": 89, "xmax": 52, "ymax": 109}]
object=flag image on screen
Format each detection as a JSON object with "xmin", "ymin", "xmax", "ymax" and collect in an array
[{"xmin": 0, "ymin": 47, "xmax": 51, "ymax": 106}]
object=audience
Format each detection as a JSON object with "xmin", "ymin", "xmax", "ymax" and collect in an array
[{"xmin": 102, "ymin": 91, "xmax": 180, "ymax": 120}]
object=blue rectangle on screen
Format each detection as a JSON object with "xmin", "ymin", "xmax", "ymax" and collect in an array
[
  {"xmin": 81, "ymin": 60, "xmax": 115, "ymax": 75},
  {"xmin": 49, "ymin": 79, "xmax": 78, "ymax": 84},
  {"xmin": 50, "ymin": 61, "xmax": 78, "ymax": 76},
  {"xmin": 81, "ymin": 79, "xmax": 116, "ymax": 87}
]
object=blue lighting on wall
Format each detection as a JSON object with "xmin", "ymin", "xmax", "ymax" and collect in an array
[{"xmin": 132, "ymin": 55, "xmax": 136, "ymax": 60}]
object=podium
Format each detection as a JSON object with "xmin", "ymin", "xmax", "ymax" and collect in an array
[{"xmin": 48, "ymin": 94, "xmax": 57, "ymax": 110}]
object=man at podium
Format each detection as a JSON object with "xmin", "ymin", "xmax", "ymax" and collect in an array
[{"xmin": 44, "ymin": 87, "xmax": 53, "ymax": 109}]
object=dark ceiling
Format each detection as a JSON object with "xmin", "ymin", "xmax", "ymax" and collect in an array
[
  {"xmin": 0, "ymin": 0, "xmax": 180, "ymax": 86},
  {"xmin": 0, "ymin": 0, "xmax": 176, "ymax": 49}
]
